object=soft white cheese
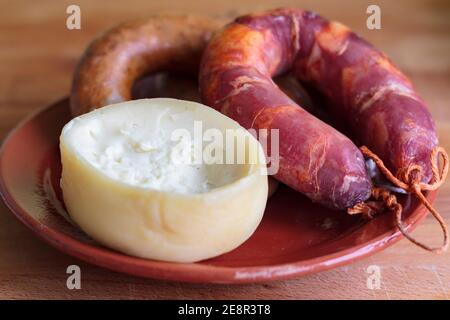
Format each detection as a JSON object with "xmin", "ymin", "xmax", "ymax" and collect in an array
[
  {"xmin": 60, "ymin": 98, "xmax": 268, "ymax": 262},
  {"xmin": 67, "ymin": 112, "xmax": 212, "ymax": 194}
]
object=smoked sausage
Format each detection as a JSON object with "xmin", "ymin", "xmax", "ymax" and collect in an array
[
  {"xmin": 71, "ymin": 15, "xmax": 218, "ymax": 116},
  {"xmin": 199, "ymin": 9, "xmax": 373, "ymax": 210},
  {"xmin": 199, "ymin": 8, "xmax": 448, "ymax": 251}
]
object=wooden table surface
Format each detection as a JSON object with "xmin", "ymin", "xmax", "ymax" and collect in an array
[{"xmin": 1, "ymin": 0, "xmax": 449, "ymax": 299}]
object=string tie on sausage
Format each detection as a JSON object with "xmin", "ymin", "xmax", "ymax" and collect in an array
[{"xmin": 348, "ymin": 146, "xmax": 449, "ymax": 254}]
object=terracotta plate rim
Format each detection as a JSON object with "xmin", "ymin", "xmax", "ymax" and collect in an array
[{"xmin": 0, "ymin": 98, "xmax": 431, "ymax": 284}]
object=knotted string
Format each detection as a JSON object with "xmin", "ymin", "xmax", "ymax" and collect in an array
[{"xmin": 348, "ymin": 146, "xmax": 449, "ymax": 254}]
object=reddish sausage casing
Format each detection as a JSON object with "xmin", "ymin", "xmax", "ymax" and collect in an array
[
  {"xmin": 289, "ymin": 12, "xmax": 438, "ymax": 183},
  {"xmin": 201, "ymin": 8, "xmax": 439, "ymax": 208},
  {"xmin": 200, "ymin": 10, "xmax": 373, "ymax": 210}
]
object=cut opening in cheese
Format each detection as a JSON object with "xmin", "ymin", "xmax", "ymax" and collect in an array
[{"xmin": 63, "ymin": 99, "xmax": 254, "ymax": 194}]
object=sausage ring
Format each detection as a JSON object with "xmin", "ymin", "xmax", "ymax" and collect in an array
[
  {"xmin": 200, "ymin": 9, "xmax": 372, "ymax": 210},
  {"xmin": 70, "ymin": 15, "xmax": 218, "ymax": 116},
  {"xmin": 199, "ymin": 8, "xmax": 448, "ymax": 251}
]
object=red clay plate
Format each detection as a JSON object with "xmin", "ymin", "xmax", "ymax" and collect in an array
[{"xmin": 0, "ymin": 75, "xmax": 434, "ymax": 284}]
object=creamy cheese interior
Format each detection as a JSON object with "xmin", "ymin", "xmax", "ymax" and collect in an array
[{"xmin": 62, "ymin": 99, "xmax": 247, "ymax": 194}]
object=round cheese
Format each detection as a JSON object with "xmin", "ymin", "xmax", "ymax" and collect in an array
[{"xmin": 60, "ymin": 98, "xmax": 268, "ymax": 262}]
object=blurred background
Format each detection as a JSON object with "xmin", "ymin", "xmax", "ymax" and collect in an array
[{"xmin": 0, "ymin": 0, "xmax": 449, "ymax": 299}]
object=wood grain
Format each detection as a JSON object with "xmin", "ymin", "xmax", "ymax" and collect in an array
[{"xmin": 0, "ymin": 0, "xmax": 449, "ymax": 299}]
